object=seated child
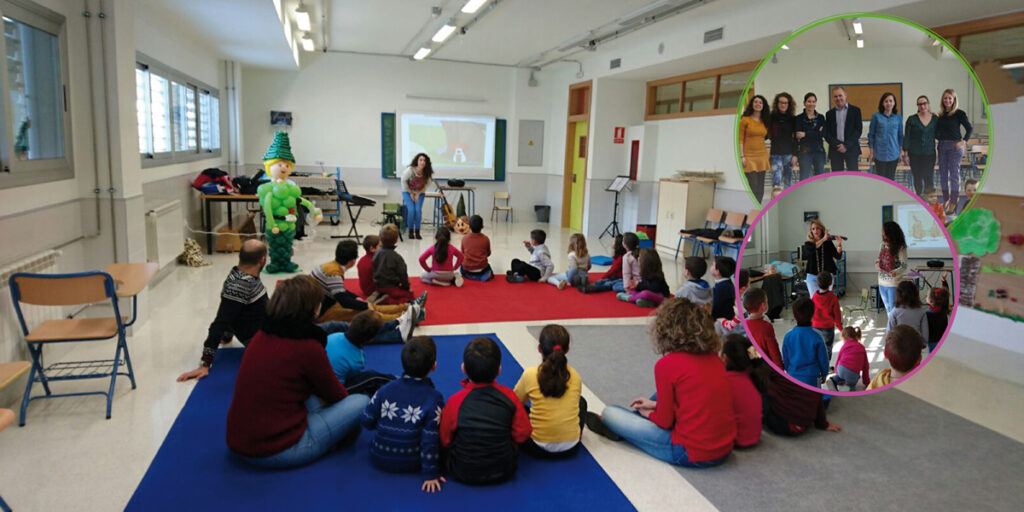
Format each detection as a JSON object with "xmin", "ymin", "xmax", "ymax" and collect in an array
[
  {"xmin": 440, "ymin": 337, "xmax": 532, "ymax": 485},
  {"xmin": 827, "ymin": 326, "xmax": 869, "ymax": 392},
  {"xmin": 716, "ymin": 269, "xmax": 750, "ymax": 337},
  {"xmin": 325, "ymin": 311, "xmax": 396, "ymax": 395},
  {"xmin": 924, "ymin": 187, "xmax": 947, "ymax": 225},
  {"xmin": 357, "ymin": 235, "xmax": 380, "ymax": 300},
  {"xmin": 926, "ymin": 286, "xmax": 950, "ymax": 353},
  {"xmin": 513, "ymin": 324, "xmax": 586, "ymax": 457},
  {"xmin": 583, "ymin": 234, "xmax": 626, "ymax": 293},
  {"xmin": 781, "ymin": 297, "xmax": 828, "ymax": 388},
  {"xmin": 721, "ymin": 334, "xmax": 769, "ymax": 448},
  {"xmin": 460, "ymin": 215, "xmax": 493, "ymax": 281},
  {"xmin": 419, "ymin": 227, "xmax": 465, "ymax": 287},
  {"xmin": 868, "ymin": 324, "xmax": 923, "ymax": 390},
  {"xmin": 362, "ymin": 336, "xmax": 446, "ymax": 493},
  {"xmin": 621, "ymin": 233, "xmax": 641, "ymax": 292},
  {"xmin": 742, "ymin": 287, "xmax": 783, "ymax": 369},
  {"xmin": 548, "ymin": 233, "xmax": 592, "ymax": 290},
  {"xmin": 617, "ymin": 248, "xmax": 671, "ymax": 308},
  {"xmin": 587, "ymin": 298, "xmax": 735, "ymax": 467},
  {"xmin": 809, "ymin": 271, "xmax": 843, "ymax": 361},
  {"xmin": 954, "ymin": 178, "xmax": 978, "ymax": 215},
  {"xmin": 710, "ymin": 256, "xmax": 737, "ymax": 321},
  {"xmin": 886, "ymin": 280, "xmax": 928, "ymax": 347},
  {"xmin": 374, "ymin": 224, "xmax": 418, "ymax": 305},
  {"xmin": 763, "ymin": 365, "xmax": 842, "ymax": 436},
  {"xmin": 507, "ymin": 229, "xmax": 554, "ymax": 283},
  {"xmin": 675, "ymin": 256, "xmax": 712, "ymax": 307}
]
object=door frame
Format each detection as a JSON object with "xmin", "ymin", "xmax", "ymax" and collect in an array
[{"xmin": 562, "ymin": 80, "xmax": 592, "ymax": 228}]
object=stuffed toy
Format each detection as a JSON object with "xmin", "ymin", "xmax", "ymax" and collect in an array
[
  {"xmin": 453, "ymin": 215, "xmax": 471, "ymax": 235},
  {"xmin": 257, "ymin": 131, "xmax": 321, "ymax": 273}
]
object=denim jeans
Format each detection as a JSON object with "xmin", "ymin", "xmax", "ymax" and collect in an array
[
  {"xmin": 814, "ymin": 327, "xmax": 835, "ymax": 362},
  {"xmin": 548, "ymin": 268, "xmax": 586, "ymax": 287},
  {"xmin": 601, "ymin": 405, "xmax": 729, "ymax": 468},
  {"xmin": 805, "ymin": 273, "xmax": 833, "ymax": 296},
  {"xmin": 591, "ymin": 277, "xmax": 622, "ymax": 292},
  {"xmin": 401, "ymin": 191, "xmax": 426, "ymax": 230},
  {"xmin": 461, "ymin": 265, "xmax": 493, "ymax": 281},
  {"xmin": 834, "ymin": 364, "xmax": 861, "ymax": 391},
  {"xmin": 937, "ymin": 140, "xmax": 963, "ymax": 205},
  {"xmin": 771, "ymin": 154, "xmax": 795, "ymax": 188},
  {"xmin": 879, "ymin": 285, "xmax": 896, "ymax": 314},
  {"xmin": 798, "ymin": 152, "xmax": 826, "ymax": 181},
  {"xmin": 237, "ymin": 394, "xmax": 370, "ymax": 469}
]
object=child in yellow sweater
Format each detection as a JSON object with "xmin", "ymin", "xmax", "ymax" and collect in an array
[{"xmin": 513, "ymin": 324, "xmax": 586, "ymax": 457}]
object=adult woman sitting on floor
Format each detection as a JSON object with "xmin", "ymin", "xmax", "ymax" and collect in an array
[{"xmin": 226, "ymin": 275, "xmax": 370, "ymax": 468}]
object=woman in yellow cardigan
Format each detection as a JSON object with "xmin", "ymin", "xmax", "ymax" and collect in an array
[{"xmin": 739, "ymin": 94, "xmax": 771, "ymax": 205}]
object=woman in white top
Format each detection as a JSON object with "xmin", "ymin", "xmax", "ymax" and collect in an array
[
  {"xmin": 875, "ymin": 221, "xmax": 908, "ymax": 314},
  {"xmin": 401, "ymin": 153, "xmax": 434, "ymax": 239}
]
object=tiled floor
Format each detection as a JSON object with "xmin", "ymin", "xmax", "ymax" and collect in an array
[{"xmin": 0, "ymin": 219, "xmax": 1019, "ymax": 511}]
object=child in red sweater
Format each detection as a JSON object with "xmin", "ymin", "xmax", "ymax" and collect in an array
[
  {"xmin": 721, "ymin": 334, "xmax": 769, "ymax": 448},
  {"xmin": 742, "ymin": 287, "xmax": 783, "ymax": 369},
  {"xmin": 586, "ymin": 298, "xmax": 735, "ymax": 467},
  {"xmin": 810, "ymin": 271, "xmax": 843, "ymax": 361},
  {"xmin": 460, "ymin": 215, "xmax": 493, "ymax": 281},
  {"xmin": 827, "ymin": 326, "xmax": 870, "ymax": 392},
  {"xmin": 358, "ymin": 235, "xmax": 380, "ymax": 300},
  {"xmin": 583, "ymin": 234, "xmax": 626, "ymax": 293}
]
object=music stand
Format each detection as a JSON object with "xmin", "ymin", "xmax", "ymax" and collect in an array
[{"xmin": 600, "ymin": 175, "xmax": 630, "ymax": 240}]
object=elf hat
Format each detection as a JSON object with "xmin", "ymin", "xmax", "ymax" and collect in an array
[{"xmin": 263, "ymin": 131, "xmax": 295, "ymax": 163}]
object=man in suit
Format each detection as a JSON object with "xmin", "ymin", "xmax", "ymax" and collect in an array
[{"xmin": 825, "ymin": 86, "xmax": 862, "ymax": 171}]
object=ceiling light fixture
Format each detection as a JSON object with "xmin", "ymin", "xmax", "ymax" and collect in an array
[
  {"xmin": 432, "ymin": 23, "xmax": 457, "ymax": 43},
  {"xmin": 461, "ymin": 0, "xmax": 488, "ymax": 14},
  {"xmin": 1002, "ymin": 61, "xmax": 1024, "ymax": 69},
  {"xmin": 301, "ymin": 32, "xmax": 314, "ymax": 52},
  {"xmin": 856, "ymin": 38, "xmax": 864, "ymax": 48},
  {"xmin": 413, "ymin": 47, "xmax": 432, "ymax": 60},
  {"xmin": 781, "ymin": 44, "xmax": 789, "ymax": 50},
  {"xmin": 619, "ymin": 0, "xmax": 674, "ymax": 27},
  {"xmin": 557, "ymin": 31, "xmax": 595, "ymax": 52},
  {"xmin": 852, "ymin": 19, "xmax": 863, "ymax": 35},
  {"xmin": 295, "ymin": 3, "xmax": 311, "ymax": 32}
]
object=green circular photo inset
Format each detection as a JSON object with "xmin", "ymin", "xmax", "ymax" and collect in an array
[{"xmin": 734, "ymin": 13, "xmax": 992, "ymax": 221}]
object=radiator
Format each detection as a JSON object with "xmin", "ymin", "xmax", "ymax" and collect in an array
[
  {"xmin": 0, "ymin": 250, "xmax": 62, "ymax": 357},
  {"xmin": 146, "ymin": 200, "xmax": 185, "ymax": 270},
  {"xmin": 0, "ymin": 249, "xmax": 61, "ymax": 288}
]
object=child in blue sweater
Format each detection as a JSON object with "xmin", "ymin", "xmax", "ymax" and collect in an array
[
  {"xmin": 362, "ymin": 336, "xmax": 446, "ymax": 492},
  {"xmin": 325, "ymin": 310, "xmax": 396, "ymax": 396},
  {"xmin": 710, "ymin": 256, "xmax": 737, "ymax": 320},
  {"xmin": 781, "ymin": 296, "xmax": 829, "ymax": 388}
]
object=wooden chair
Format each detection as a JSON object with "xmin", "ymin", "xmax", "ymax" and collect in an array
[
  {"xmin": 971, "ymin": 144, "xmax": 988, "ymax": 180},
  {"xmin": 842, "ymin": 288, "xmax": 871, "ymax": 322},
  {"xmin": 676, "ymin": 208, "xmax": 724, "ymax": 260},
  {"xmin": 9, "ymin": 272, "xmax": 136, "ymax": 426},
  {"xmin": 492, "ymin": 192, "xmax": 512, "ymax": 223},
  {"xmin": 858, "ymin": 146, "xmax": 873, "ymax": 172},
  {"xmin": 0, "ymin": 408, "xmax": 14, "ymax": 511},
  {"xmin": 710, "ymin": 211, "xmax": 751, "ymax": 258},
  {"xmin": 0, "ymin": 361, "xmax": 26, "ymax": 511}
]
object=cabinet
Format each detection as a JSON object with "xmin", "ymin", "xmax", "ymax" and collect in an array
[{"xmin": 655, "ymin": 179, "xmax": 715, "ymax": 256}]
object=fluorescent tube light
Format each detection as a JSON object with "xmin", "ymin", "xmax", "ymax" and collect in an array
[
  {"xmin": 432, "ymin": 24, "xmax": 457, "ymax": 43},
  {"xmin": 781, "ymin": 44, "xmax": 789, "ymax": 50},
  {"xmin": 413, "ymin": 47, "xmax": 432, "ymax": 60},
  {"xmin": 462, "ymin": 0, "xmax": 488, "ymax": 13},
  {"xmin": 619, "ymin": 0, "xmax": 674, "ymax": 26},
  {"xmin": 557, "ymin": 31, "xmax": 594, "ymax": 52},
  {"xmin": 301, "ymin": 33, "xmax": 314, "ymax": 52},
  {"xmin": 295, "ymin": 3, "xmax": 311, "ymax": 32},
  {"xmin": 856, "ymin": 38, "xmax": 864, "ymax": 48},
  {"xmin": 1002, "ymin": 62, "xmax": 1024, "ymax": 69},
  {"xmin": 852, "ymin": 19, "xmax": 863, "ymax": 35}
]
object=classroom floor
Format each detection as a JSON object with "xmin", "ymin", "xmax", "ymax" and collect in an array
[{"xmin": 0, "ymin": 219, "xmax": 1020, "ymax": 511}]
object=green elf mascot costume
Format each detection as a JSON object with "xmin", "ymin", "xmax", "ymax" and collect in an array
[{"xmin": 258, "ymin": 131, "xmax": 321, "ymax": 273}]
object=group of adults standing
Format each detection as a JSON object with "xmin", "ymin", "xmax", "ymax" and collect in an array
[{"xmin": 740, "ymin": 86, "xmax": 974, "ymax": 207}]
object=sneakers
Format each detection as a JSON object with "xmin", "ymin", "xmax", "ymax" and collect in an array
[
  {"xmin": 557, "ymin": 280, "xmax": 567, "ymax": 290},
  {"xmin": 616, "ymin": 292, "xmax": 630, "ymax": 302},
  {"xmin": 366, "ymin": 291, "xmax": 388, "ymax": 306},
  {"xmin": 454, "ymin": 272, "xmax": 464, "ymax": 288},
  {"xmin": 414, "ymin": 291, "xmax": 428, "ymax": 308},
  {"xmin": 584, "ymin": 412, "xmax": 622, "ymax": 441},
  {"xmin": 506, "ymin": 272, "xmax": 525, "ymax": 283},
  {"xmin": 636, "ymin": 299, "xmax": 656, "ymax": 308},
  {"xmin": 825, "ymin": 376, "xmax": 839, "ymax": 392},
  {"xmin": 397, "ymin": 306, "xmax": 416, "ymax": 341}
]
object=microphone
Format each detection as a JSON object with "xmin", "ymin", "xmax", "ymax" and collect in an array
[{"xmin": 832, "ymin": 235, "xmax": 848, "ymax": 241}]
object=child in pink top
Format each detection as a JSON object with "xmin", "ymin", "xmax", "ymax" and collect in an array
[
  {"xmin": 721, "ymin": 334, "xmax": 768, "ymax": 448},
  {"xmin": 827, "ymin": 326, "xmax": 870, "ymax": 392},
  {"xmin": 419, "ymin": 227, "xmax": 464, "ymax": 287}
]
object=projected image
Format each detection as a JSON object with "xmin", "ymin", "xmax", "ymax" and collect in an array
[
  {"xmin": 399, "ymin": 112, "xmax": 496, "ymax": 179},
  {"xmin": 738, "ymin": 173, "xmax": 957, "ymax": 396}
]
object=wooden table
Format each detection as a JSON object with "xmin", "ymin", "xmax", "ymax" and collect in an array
[
  {"xmin": 438, "ymin": 186, "xmax": 476, "ymax": 217},
  {"xmin": 105, "ymin": 262, "xmax": 158, "ymax": 327},
  {"xmin": 201, "ymin": 194, "xmax": 261, "ymax": 254}
]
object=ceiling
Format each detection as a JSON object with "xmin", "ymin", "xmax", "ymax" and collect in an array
[{"xmin": 782, "ymin": 17, "xmax": 938, "ymax": 51}]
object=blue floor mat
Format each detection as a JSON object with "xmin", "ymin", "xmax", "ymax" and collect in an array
[{"xmin": 128, "ymin": 334, "xmax": 635, "ymax": 511}]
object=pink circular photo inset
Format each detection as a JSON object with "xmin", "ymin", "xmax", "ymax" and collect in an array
[{"xmin": 736, "ymin": 172, "xmax": 960, "ymax": 396}]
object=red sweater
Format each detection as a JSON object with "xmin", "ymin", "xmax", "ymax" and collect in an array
[
  {"xmin": 226, "ymin": 327, "xmax": 348, "ymax": 457},
  {"xmin": 357, "ymin": 253, "xmax": 375, "ymax": 298},
  {"xmin": 649, "ymin": 352, "xmax": 735, "ymax": 462},
  {"xmin": 726, "ymin": 370, "xmax": 762, "ymax": 447},
  {"xmin": 811, "ymin": 290, "xmax": 842, "ymax": 330},
  {"xmin": 600, "ymin": 254, "xmax": 624, "ymax": 281},
  {"xmin": 460, "ymin": 233, "xmax": 491, "ymax": 272},
  {"xmin": 746, "ymin": 317, "xmax": 783, "ymax": 369}
]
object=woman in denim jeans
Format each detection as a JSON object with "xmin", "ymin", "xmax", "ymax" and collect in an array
[
  {"xmin": 868, "ymin": 92, "xmax": 903, "ymax": 180},
  {"xmin": 401, "ymin": 153, "xmax": 434, "ymax": 240},
  {"xmin": 585, "ymin": 299, "xmax": 734, "ymax": 468},
  {"xmin": 769, "ymin": 92, "xmax": 799, "ymax": 189},
  {"xmin": 794, "ymin": 92, "xmax": 826, "ymax": 179}
]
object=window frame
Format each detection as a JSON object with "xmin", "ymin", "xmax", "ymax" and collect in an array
[
  {"xmin": 136, "ymin": 52, "xmax": 221, "ymax": 168},
  {"xmin": 643, "ymin": 60, "xmax": 758, "ymax": 121},
  {"xmin": 0, "ymin": 0, "xmax": 74, "ymax": 190}
]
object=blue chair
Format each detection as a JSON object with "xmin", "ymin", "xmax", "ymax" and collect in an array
[
  {"xmin": 9, "ymin": 271, "xmax": 136, "ymax": 426},
  {"xmin": 676, "ymin": 208, "xmax": 724, "ymax": 260},
  {"xmin": 714, "ymin": 209, "xmax": 759, "ymax": 258}
]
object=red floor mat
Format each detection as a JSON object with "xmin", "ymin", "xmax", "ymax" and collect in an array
[{"xmin": 351, "ymin": 274, "xmax": 655, "ymax": 325}]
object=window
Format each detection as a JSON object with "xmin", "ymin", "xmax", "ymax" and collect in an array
[
  {"xmin": 0, "ymin": 1, "xmax": 73, "ymax": 189},
  {"xmin": 644, "ymin": 61, "xmax": 758, "ymax": 120},
  {"xmin": 135, "ymin": 52, "xmax": 220, "ymax": 166}
]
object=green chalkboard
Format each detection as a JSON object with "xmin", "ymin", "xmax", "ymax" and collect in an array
[{"xmin": 380, "ymin": 113, "xmax": 506, "ymax": 181}]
